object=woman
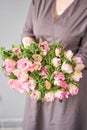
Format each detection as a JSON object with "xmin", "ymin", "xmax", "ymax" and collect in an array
[{"xmin": 22, "ymin": 0, "xmax": 87, "ymax": 130}]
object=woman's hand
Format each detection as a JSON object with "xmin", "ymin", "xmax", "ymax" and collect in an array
[{"xmin": 22, "ymin": 37, "xmax": 35, "ymax": 48}]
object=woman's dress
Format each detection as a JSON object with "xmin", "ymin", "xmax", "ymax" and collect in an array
[{"xmin": 22, "ymin": 0, "xmax": 87, "ymax": 130}]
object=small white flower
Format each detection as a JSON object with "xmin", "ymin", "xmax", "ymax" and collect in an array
[
  {"xmin": 75, "ymin": 63, "xmax": 85, "ymax": 71},
  {"xmin": 30, "ymin": 90, "xmax": 41, "ymax": 100},
  {"xmin": 64, "ymin": 50, "xmax": 73, "ymax": 61},
  {"xmin": 52, "ymin": 57, "xmax": 61, "ymax": 67},
  {"xmin": 22, "ymin": 37, "xmax": 34, "ymax": 48},
  {"xmin": 72, "ymin": 71, "xmax": 82, "ymax": 82},
  {"xmin": 44, "ymin": 92, "xmax": 54, "ymax": 102},
  {"xmin": 55, "ymin": 48, "xmax": 62, "ymax": 57},
  {"xmin": 68, "ymin": 83, "xmax": 79, "ymax": 96},
  {"xmin": 61, "ymin": 62, "xmax": 73, "ymax": 73}
]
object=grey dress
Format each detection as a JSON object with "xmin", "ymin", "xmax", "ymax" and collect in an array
[{"xmin": 22, "ymin": 0, "xmax": 87, "ymax": 130}]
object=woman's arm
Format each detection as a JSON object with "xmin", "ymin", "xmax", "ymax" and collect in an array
[
  {"xmin": 21, "ymin": 0, "xmax": 35, "ymax": 45},
  {"xmin": 76, "ymin": 29, "xmax": 87, "ymax": 69}
]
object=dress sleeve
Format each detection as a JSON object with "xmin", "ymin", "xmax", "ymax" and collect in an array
[
  {"xmin": 76, "ymin": 29, "xmax": 87, "ymax": 69},
  {"xmin": 21, "ymin": 0, "xmax": 35, "ymax": 39}
]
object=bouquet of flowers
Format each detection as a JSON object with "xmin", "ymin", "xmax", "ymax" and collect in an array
[{"xmin": 0, "ymin": 39, "xmax": 85, "ymax": 102}]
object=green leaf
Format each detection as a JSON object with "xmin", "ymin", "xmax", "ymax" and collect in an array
[
  {"xmin": 39, "ymin": 38, "xmax": 44, "ymax": 43},
  {"xmin": 8, "ymin": 73, "xmax": 17, "ymax": 79}
]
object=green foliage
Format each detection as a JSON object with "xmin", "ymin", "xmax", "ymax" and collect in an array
[
  {"xmin": 8, "ymin": 73, "xmax": 17, "ymax": 79},
  {"xmin": 0, "ymin": 47, "xmax": 11, "ymax": 60},
  {"xmin": 0, "ymin": 40, "xmax": 82, "ymax": 102}
]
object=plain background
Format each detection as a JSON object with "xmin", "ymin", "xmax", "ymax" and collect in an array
[{"xmin": 0, "ymin": 0, "xmax": 31, "ymax": 123}]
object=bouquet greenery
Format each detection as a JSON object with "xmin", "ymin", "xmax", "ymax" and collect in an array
[{"xmin": 0, "ymin": 39, "xmax": 85, "ymax": 102}]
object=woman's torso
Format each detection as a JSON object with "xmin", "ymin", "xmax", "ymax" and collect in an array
[{"xmin": 31, "ymin": 0, "xmax": 87, "ymax": 53}]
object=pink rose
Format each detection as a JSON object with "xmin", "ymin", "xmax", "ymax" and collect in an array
[
  {"xmin": 17, "ymin": 58, "xmax": 32, "ymax": 73},
  {"xmin": 13, "ymin": 69, "xmax": 21, "ymax": 78},
  {"xmin": 3, "ymin": 59, "xmax": 16, "ymax": 75},
  {"xmin": 64, "ymin": 50, "xmax": 73, "ymax": 61},
  {"xmin": 44, "ymin": 92, "xmax": 54, "ymax": 102},
  {"xmin": 8, "ymin": 79, "xmax": 27, "ymax": 93},
  {"xmin": 52, "ymin": 57, "xmax": 61, "ymax": 67},
  {"xmin": 38, "ymin": 41, "xmax": 50, "ymax": 56},
  {"xmin": 75, "ymin": 63, "xmax": 85, "ymax": 71},
  {"xmin": 32, "ymin": 54, "xmax": 42, "ymax": 62},
  {"xmin": 54, "ymin": 71, "xmax": 65, "ymax": 80},
  {"xmin": 68, "ymin": 84, "xmax": 79, "ymax": 96},
  {"xmin": 73, "ymin": 56, "xmax": 83, "ymax": 64},
  {"xmin": 28, "ymin": 79, "xmax": 36, "ymax": 90},
  {"xmin": 3, "ymin": 59, "xmax": 16, "ymax": 67},
  {"xmin": 19, "ymin": 73, "xmax": 29, "ymax": 82},
  {"xmin": 45, "ymin": 80, "xmax": 52, "ymax": 90},
  {"xmin": 61, "ymin": 62, "xmax": 73, "ymax": 73},
  {"xmin": 22, "ymin": 37, "xmax": 35, "ymax": 48},
  {"xmin": 54, "ymin": 90, "xmax": 70, "ymax": 100},
  {"xmin": 12, "ymin": 47, "xmax": 21, "ymax": 56},
  {"xmin": 4, "ymin": 66, "xmax": 16, "ymax": 75},
  {"xmin": 54, "ymin": 80, "xmax": 68, "ymax": 88},
  {"xmin": 55, "ymin": 47, "xmax": 62, "ymax": 57},
  {"xmin": 19, "ymin": 77, "xmax": 36, "ymax": 91},
  {"xmin": 18, "ymin": 81, "xmax": 29, "ymax": 92},
  {"xmin": 33, "ymin": 62, "xmax": 42, "ymax": 71},
  {"xmin": 30, "ymin": 90, "xmax": 41, "ymax": 100},
  {"xmin": 39, "ymin": 67, "xmax": 48, "ymax": 78},
  {"xmin": 72, "ymin": 71, "xmax": 82, "ymax": 82}
]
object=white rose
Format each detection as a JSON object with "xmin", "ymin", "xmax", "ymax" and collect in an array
[
  {"xmin": 72, "ymin": 71, "xmax": 82, "ymax": 82},
  {"xmin": 64, "ymin": 50, "xmax": 73, "ymax": 61},
  {"xmin": 75, "ymin": 63, "xmax": 85, "ymax": 71},
  {"xmin": 68, "ymin": 83, "xmax": 79, "ymax": 96},
  {"xmin": 22, "ymin": 37, "xmax": 34, "ymax": 48},
  {"xmin": 55, "ymin": 48, "xmax": 62, "ymax": 57},
  {"xmin": 61, "ymin": 62, "xmax": 73, "ymax": 73},
  {"xmin": 52, "ymin": 57, "xmax": 61, "ymax": 67}
]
